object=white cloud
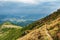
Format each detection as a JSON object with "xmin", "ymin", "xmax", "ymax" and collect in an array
[
  {"xmin": 0, "ymin": 0, "xmax": 38, "ymax": 4},
  {"xmin": 39, "ymin": 0, "xmax": 57, "ymax": 2},
  {"xmin": 0, "ymin": 0, "xmax": 58, "ymax": 4}
]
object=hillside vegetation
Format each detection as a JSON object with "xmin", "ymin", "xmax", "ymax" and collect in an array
[
  {"xmin": 17, "ymin": 9, "xmax": 60, "ymax": 40},
  {"xmin": 0, "ymin": 21, "xmax": 23, "ymax": 40},
  {"xmin": 25, "ymin": 9, "xmax": 60, "ymax": 30}
]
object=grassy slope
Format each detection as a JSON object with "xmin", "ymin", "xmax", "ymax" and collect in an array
[
  {"xmin": 0, "ymin": 21, "xmax": 23, "ymax": 40},
  {"xmin": 25, "ymin": 9, "xmax": 60, "ymax": 30},
  {"xmin": 17, "ymin": 9, "xmax": 60, "ymax": 40},
  {"xmin": 18, "ymin": 9, "xmax": 60, "ymax": 37}
]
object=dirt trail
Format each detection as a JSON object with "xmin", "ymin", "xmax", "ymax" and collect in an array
[{"xmin": 17, "ymin": 17, "xmax": 60, "ymax": 40}]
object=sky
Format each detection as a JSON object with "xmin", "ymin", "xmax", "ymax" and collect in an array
[
  {"xmin": 0, "ymin": 0, "xmax": 59, "ymax": 5},
  {"xmin": 0, "ymin": 0, "xmax": 60, "ymax": 15},
  {"xmin": 0, "ymin": 0, "xmax": 59, "ymax": 4},
  {"xmin": 0, "ymin": 0, "xmax": 60, "ymax": 26},
  {"xmin": 0, "ymin": 0, "xmax": 60, "ymax": 23}
]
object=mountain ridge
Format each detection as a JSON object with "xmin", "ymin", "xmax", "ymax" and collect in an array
[
  {"xmin": 17, "ymin": 16, "xmax": 60, "ymax": 40},
  {"xmin": 17, "ymin": 9, "xmax": 60, "ymax": 40},
  {"xmin": 25, "ymin": 9, "xmax": 60, "ymax": 30}
]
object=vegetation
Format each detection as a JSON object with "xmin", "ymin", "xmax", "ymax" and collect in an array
[
  {"xmin": 17, "ymin": 12, "xmax": 60, "ymax": 40},
  {"xmin": 17, "ymin": 9, "xmax": 60, "ymax": 40},
  {"xmin": 0, "ymin": 21, "xmax": 23, "ymax": 40},
  {"xmin": 25, "ymin": 9, "xmax": 60, "ymax": 30}
]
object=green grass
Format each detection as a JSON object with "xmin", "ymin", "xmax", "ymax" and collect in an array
[{"xmin": 0, "ymin": 28, "xmax": 24, "ymax": 40}]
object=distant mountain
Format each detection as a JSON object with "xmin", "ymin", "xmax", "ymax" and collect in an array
[
  {"xmin": 0, "ymin": 14, "xmax": 47, "ymax": 26},
  {"xmin": 17, "ymin": 9, "xmax": 60, "ymax": 40}
]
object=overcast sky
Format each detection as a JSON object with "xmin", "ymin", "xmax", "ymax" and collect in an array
[
  {"xmin": 0, "ymin": 0, "xmax": 60, "ymax": 15},
  {"xmin": 0, "ymin": 0, "xmax": 59, "ymax": 4}
]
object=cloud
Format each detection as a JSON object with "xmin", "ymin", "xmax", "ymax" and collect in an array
[
  {"xmin": 0, "ymin": 0, "xmax": 39, "ymax": 4},
  {"xmin": 39, "ymin": 0, "xmax": 57, "ymax": 2},
  {"xmin": 0, "ymin": 0, "xmax": 60, "ymax": 15},
  {"xmin": 0, "ymin": 0, "xmax": 58, "ymax": 4}
]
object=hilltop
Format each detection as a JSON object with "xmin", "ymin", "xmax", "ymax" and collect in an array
[
  {"xmin": 0, "ymin": 21, "xmax": 23, "ymax": 40},
  {"xmin": 1, "ymin": 21, "xmax": 22, "ymax": 29}
]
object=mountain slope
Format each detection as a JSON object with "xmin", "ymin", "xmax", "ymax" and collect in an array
[
  {"xmin": 17, "ymin": 9, "xmax": 60, "ymax": 40},
  {"xmin": 0, "ymin": 9, "xmax": 60, "ymax": 40},
  {"xmin": 0, "ymin": 21, "xmax": 23, "ymax": 40},
  {"xmin": 25, "ymin": 9, "xmax": 60, "ymax": 30},
  {"xmin": 17, "ymin": 17, "xmax": 60, "ymax": 40}
]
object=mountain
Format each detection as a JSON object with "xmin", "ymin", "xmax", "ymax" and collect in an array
[
  {"xmin": 0, "ymin": 9, "xmax": 60, "ymax": 40},
  {"xmin": 0, "ymin": 14, "xmax": 46, "ymax": 26},
  {"xmin": 17, "ymin": 9, "xmax": 60, "ymax": 40}
]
